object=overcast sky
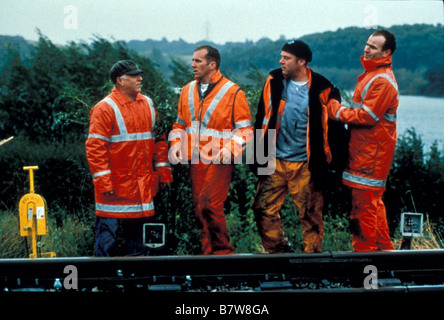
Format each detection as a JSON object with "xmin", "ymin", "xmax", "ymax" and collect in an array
[{"xmin": 1, "ymin": 0, "xmax": 443, "ymax": 44}]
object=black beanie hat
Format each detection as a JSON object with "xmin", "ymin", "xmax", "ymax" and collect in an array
[{"xmin": 282, "ymin": 40, "xmax": 312, "ymax": 63}]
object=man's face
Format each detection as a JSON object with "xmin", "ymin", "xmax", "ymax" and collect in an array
[
  {"xmin": 191, "ymin": 49, "xmax": 214, "ymax": 82},
  {"xmin": 364, "ymin": 35, "xmax": 390, "ymax": 60},
  {"xmin": 279, "ymin": 51, "xmax": 304, "ymax": 80},
  {"xmin": 120, "ymin": 73, "xmax": 143, "ymax": 94}
]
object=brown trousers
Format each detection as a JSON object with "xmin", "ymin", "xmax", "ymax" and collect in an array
[{"xmin": 254, "ymin": 159, "xmax": 324, "ymax": 253}]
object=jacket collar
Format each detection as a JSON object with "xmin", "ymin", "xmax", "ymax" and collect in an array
[
  {"xmin": 111, "ymin": 87, "xmax": 143, "ymax": 105},
  {"xmin": 195, "ymin": 70, "xmax": 225, "ymax": 100},
  {"xmin": 195, "ymin": 69, "xmax": 223, "ymax": 84},
  {"xmin": 361, "ymin": 55, "xmax": 392, "ymax": 72},
  {"xmin": 270, "ymin": 66, "xmax": 312, "ymax": 89}
]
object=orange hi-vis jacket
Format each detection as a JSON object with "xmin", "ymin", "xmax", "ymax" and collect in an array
[
  {"xmin": 328, "ymin": 55, "xmax": 399, "ymax": 191},
  {"xmin": 169, "ymin": 70, "xmax": 253, "ymax": 162},
  {"xmin": 86, "ymin": 87, "xmax": 172, "ymax": 219}
]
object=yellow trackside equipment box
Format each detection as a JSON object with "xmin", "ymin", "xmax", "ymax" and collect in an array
[{"xmin": 18, "ymin": 166, "xmax": 56, "ymax": 259}]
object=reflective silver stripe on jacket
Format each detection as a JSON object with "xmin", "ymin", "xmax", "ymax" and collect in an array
[
  {"xmin": 343, "ymin": 171, "xmax": 386, "ymax": 188},
  {"xmin": 383, "ymin": 113, "xmax": 397, "ymax": 122},
  {"xmin": 233, "ymin": 135, "xmax": 246, "ymax": 150},
  {"xmin": 336, "ymin": 106, "xmax": 347, "ymax": 121},
  {"xmin": 185, "ymin": 81, "xmax": 237, "ymax": 140},
  {"xmin": 176, "ymin": 116, "xmax": 186, "ymax": 126},
  {"xmin": 92, "ymin": 170, "xmax": 111, "ymax": 178},
  {"xmin": 88, "ymin": 134, "xmax": 110, "ymax": 142},
  {"xmin": 348, "ymin": 73, "xmax": 398, "ymax": 123},
  {"xmin": 362, "ymin": 104, "xmax": 380, "ymax": 122},
  {"xmin": 95, "ymin": 202, "xmax": 155, "ymax": 213},
  {"xmin": 234, "ymin": 120, "xmax": 253, "ymax": 129},
  {"xmin": 188, "ymin": 81, "xmax": 197, "ymax": 121},
  {"xmin": 88, "ymin": 96, "xmax": 155, "ymax": 142},
  {"xmin": 144, "ymin": 95, "xmax": 156, "ymax": 129},
  {"xmin": 201, "ymin": 81, "xmax": 235, "ymax": 127},
  {"xmin": 184, "ymin": 81, "xmax": 251, "ymax": 149},
  {"xmin": 154, "ymin": 162, "xmax": 170, "ymax": 167},
  {"xmin": 362, "ymin": 73, "xmax": 398, "ymax": 100}
]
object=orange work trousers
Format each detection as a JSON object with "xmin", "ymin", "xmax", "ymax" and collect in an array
[
  {"xmin": 190, "ymin": 162, "xmax": 234, "ymax": 255},
  {"xmin": 254, "ymin": 160, "xmax": 324, "ymax": 253},
  {"xmin": 350, "ymin": 188, "xmax": 394, "ymax": 251}
]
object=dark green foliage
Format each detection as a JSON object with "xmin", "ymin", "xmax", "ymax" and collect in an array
[
  {"xmin": 385, "ymin": 129, "xmax": 444, "ymax": 230},
  {"xmin": 0, "ymin": 136, "xmax": 94, "ymax": 217},
  {"xmin": 421, "ymin": 64, "xmax": 444, "ymax": 96}
]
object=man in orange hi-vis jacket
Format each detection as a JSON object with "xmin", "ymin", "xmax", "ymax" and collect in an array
[
  {"xmin": 320, "ymin": 30, "xmax": 398, "ymax": 251},
  {"xmin": 169, "ymin": 45, "xmax": 253, "ymax": 255},
  {"xmin": 86, "ymin": 60, "xmax": 172, "ymax": 256}
]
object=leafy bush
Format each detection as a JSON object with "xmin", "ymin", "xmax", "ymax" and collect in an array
[
  {"xmin": 0, "ymin": 135, "xmax": 94, "ymax": 218},
  {"xmin": 386, "ymin": 128, "xmax": 444, "ymax": 230}
]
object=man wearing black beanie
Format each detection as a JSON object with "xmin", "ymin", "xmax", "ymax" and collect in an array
[{"xmin": 251, "ymin": 40, "xmax": 349, "ymax": 253}]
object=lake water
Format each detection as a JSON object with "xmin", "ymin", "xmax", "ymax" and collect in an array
[{"xmin": 397, "ymin": 95, "xmax": 444, "ymax": 153}]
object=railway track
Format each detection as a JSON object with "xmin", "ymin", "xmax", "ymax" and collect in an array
[{"xmin": 1, "ymin": 250, "xmax": 443, "ymax": 293}]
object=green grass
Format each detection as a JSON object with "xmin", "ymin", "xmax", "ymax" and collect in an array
[
  {"xmin": 1, "ymin": 206, "xmax": 441, "ymax": 258},
  {"xmin": 0, "ymin": 208, "xmax": 94, "ymax": 258}
]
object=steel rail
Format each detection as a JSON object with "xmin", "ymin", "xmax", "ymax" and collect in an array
[{"xmin": 0, "ymin": 250, "xmax": 443, "ymax": 293}]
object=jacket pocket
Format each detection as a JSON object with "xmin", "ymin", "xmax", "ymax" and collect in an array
[
  {"xmin": 112, "ymin": 170, "xmax": 136, "ymax": 199},
  {"xmin": 348, "ymin": 138, "xmax": 378, "ymax": 175}
]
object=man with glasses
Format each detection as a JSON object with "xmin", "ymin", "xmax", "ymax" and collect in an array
[{"xmin": 86, "ymin": 60, "xmax": 172, "ymax": 256}]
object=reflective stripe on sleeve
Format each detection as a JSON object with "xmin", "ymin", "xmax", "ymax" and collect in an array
[
  {"xmin": 233, "ymin": 135, "xmax": 246, "ymax": 150},
  {"xmin": 383, "ymin": 113, "xmax": 396, "ymax": 122},
  {"xmin": 87, "ymin": 134, "xmax": 110, "ymax": 142},
  {"xmin": 343, "ymin": 171, "xmax": 386, "ymax": 188},
  {"xmin": 336, "ymin": 106, "xmax": 346, "ymax": 121},
  {"xmin": 176, "ymin": 116, "xmax": 186, "ymax": 126},
  {"xmin": 92, "ymin": 170, "xmax": 111, "ymax": 178},
  {"xmin": 234, "ymin": 120, "xmax": 253, "ymax": 129},
  {"xmin": 155, "ymin": 162, "xmax": 170, "ymax": 167},
  {"xmin": 362, "ymin": 104, "xmax": 380, "ymax": 122}
]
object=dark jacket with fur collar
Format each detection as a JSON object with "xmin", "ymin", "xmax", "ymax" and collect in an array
[{"xmin": 251, "ymin": 67, "xmax": 349, "ymax": 190}]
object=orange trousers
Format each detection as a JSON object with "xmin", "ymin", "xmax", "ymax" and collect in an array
[
  {"xmin": 350, "ymin": 188, "xmax": 394, "ymax": 251},
  {"xmin": 190, "ymin": 162, "xmax": 234, "ymax": 255},
  {"xmin": 254, "ymin": 160, "xmax": 324, "ymax": 253}
]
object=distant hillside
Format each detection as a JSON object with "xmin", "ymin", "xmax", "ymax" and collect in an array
[
  {"xmin": 125, "ymin": 24, "xmax": 444, "ymax": 95},
  {"xmin": 0, "ymin": 35, "xmax": 35, "ymax": 64},
  {"xmin": 1, "ymin": 24, "xmax": 443, "ymax": 95}
]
